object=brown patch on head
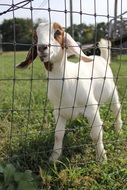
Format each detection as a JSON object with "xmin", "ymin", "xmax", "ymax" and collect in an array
[{"xmin": 53, "ymin": 22, "xmax": 64, "ymax": 48}]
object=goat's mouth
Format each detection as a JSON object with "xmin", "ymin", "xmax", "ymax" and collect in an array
[{"xmin": 39, "ymin": 53, "xmax": 49, "ymax": 62}]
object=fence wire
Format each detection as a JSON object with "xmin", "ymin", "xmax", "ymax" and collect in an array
[{"xmin": 0, "ymin": 0, "xmax": 127, "ymax": 172}]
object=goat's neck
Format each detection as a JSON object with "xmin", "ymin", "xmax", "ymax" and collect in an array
[{"xmin": 47, "ymin": 50, "xmax": 68, "ymax": 77}]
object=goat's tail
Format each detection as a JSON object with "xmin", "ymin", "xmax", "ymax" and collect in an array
[{"xmin": 98, "ymin": 38, "xmax": 111, "ymax": 64}]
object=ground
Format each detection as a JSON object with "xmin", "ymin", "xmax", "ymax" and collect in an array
[{"xmin": 0, "ymin": 52, "xmax": 127, "ymax": 189}]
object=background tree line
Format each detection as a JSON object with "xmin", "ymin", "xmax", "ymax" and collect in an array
[{"xmin": 0, "ymin": 18, "xmax": 107, "ymax": 51}]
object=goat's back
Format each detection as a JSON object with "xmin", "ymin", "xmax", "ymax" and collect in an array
[{"xmin": 48, "ymin": 56, "xmax": 114, "ymax": 117}]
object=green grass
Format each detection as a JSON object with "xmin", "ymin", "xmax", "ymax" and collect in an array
[{"xmin": 0, "ymin": 52, "xmax": 127, "ymax": 189}]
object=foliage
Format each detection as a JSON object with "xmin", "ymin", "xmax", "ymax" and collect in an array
[
  {"xmin": 39, "ymin": 158, "xmax": 127, "ymax": 190},
  {"xmin": 66, "ymin": 22, "xmax": 107, "ymax": 44},
  {"xmin": 1, "ymin": 18, "xmax": 33, "ymax": 51},
  {"xmin": 0, "ymin": 163, "xmax": 38, "ymax": 190},
  {"xmin": 0, "ymin": 18, "xmax": 107, "ymax": 51},
  {"xmin": 96, "ymin": 22, "xmax": 107, "ymax": 40}
]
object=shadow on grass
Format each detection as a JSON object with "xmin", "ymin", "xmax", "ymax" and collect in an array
[{"xmin": 4, "ymin": 118, "xmax": 92, "ymax": 173}]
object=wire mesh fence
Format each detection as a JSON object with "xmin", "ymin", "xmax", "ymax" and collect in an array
[{"xmin": 0, "ymin": 0, "xmax": 127, "ymax": 174}]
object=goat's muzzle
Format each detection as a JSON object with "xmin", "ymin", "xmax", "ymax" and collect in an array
[
  {"xmin": 38, "ymin": 44, "xmax": 48, "ymax": 53},
  {"xmin": 37, "ymin": 44, "xmax": 50, "ymax": 62},
  {"xmin": 39, "ymin": 54, "xmax": 49, "ymax": 62}
]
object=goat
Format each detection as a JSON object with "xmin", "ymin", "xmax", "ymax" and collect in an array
[{"xmin": 17, "ymin": 22, "xmax": 122, "ymax": 162}]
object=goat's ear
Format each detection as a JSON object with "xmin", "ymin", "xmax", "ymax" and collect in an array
[
  {"xmin": 16, "ymin": 45, "xmax": 37, "ymax": 69},
  {"xmin": 65, "ymin": 33, "xmax": 92, "ymax": 62},
  {"xmin": 16, "ymin": 31, "xmax": 38, "ymax": 69}
]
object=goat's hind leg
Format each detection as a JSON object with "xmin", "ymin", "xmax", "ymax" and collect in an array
[
  {"xmin": 110, "ymin": 88, "xmax": 122, "ymax": 133},
  {"xmin": 84, "ymin": 100, "xmax": 107, "ymax": 162},
  {"xmin": 49, "ymin": 113, "xmax": 66, "ymax": 162}
]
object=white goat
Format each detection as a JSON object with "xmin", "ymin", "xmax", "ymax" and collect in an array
[
  {"xmin": 37, "ymin": 22, "xmax": 123, "ymax": 162},
  {"xmin": 18, "ymin": 22, "xmax": 122, "ymax": 162}
]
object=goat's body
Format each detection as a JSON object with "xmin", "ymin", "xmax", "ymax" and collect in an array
[
  {"xmin": 35, "ymin": 22, "xmax": 122, "ymax": 162},
  {"xmin": 48, "ymin": 55, "xmax": 115, "ymax": 119},
  {"xmin": 47, "ymin": 54, "xmax": 122, "ymax": 162}
]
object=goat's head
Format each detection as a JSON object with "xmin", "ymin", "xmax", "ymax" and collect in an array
[
  {"xmin": 37, "ymin": 22, "xmax": 92, "ymax": 64},
  {"xmin": 36, "ymin": 22, "xmax": 65, "ymax": 64},
  {"xmin": 16, "ymin": 22, "xmax": 92, "ymax": 69}
]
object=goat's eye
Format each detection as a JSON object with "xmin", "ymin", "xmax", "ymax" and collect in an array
[{"xmin": 54, "ymin": 30, "xmax": 61, "ymax": 38}]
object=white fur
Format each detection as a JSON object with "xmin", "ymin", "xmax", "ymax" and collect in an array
[
  {"xmin": 36, "ymin": 22, "xmax": 122, "ymax": 162},
  {"xmin": 99, "ymin": 38, "xmax": 111, "ymax": 64}
]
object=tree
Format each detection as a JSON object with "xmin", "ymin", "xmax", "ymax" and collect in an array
[
  {"xmin": 0, "ymin": 17, "xmax": 108, "ymax": 51},
  {"xmin": 1, "ymin": 18, "xmax": 33, "ymax": 51},
  {"xmin": 96, "ymin": 22, "xmax": 107, "ymax": 40},
  {"xmin": 66, "ymin": 22, "xmax": 107, "ymax": 45}
]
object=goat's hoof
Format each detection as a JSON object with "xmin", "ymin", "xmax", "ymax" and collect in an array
[
  {"xmin": 96, "ymin": 150, "xmax": 107, "ymax": 163},
  {"xmin": 49, "ymin": 151, "xmax": 61, "ymax": 162},
  {"xmin": 101, "ymin": 154, "xmax": 107, "ymax": 163},
  {"xmin": 115, "ymin": 129, "xmax": 123, "ymax": 136},
  {"xmin": 114, "ymin": 121, "xmax": 123, "ymax": 134},
  {"xmin": 115, "ymin": 126, "xmax": 123, "ymax": 135}
]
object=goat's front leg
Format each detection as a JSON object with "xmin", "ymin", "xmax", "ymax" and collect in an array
[
  {"xmin": 85, "ymin": 103, "xmax": 107, "ymax": 162},
  {"xmin": 49, "ymin": 115, "xmax": 66, "ymax": 162}
]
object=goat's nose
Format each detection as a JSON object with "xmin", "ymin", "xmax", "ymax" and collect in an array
[{"xmin": 38, "ymin": 44, "xmax": 48, "ymax": 52}]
